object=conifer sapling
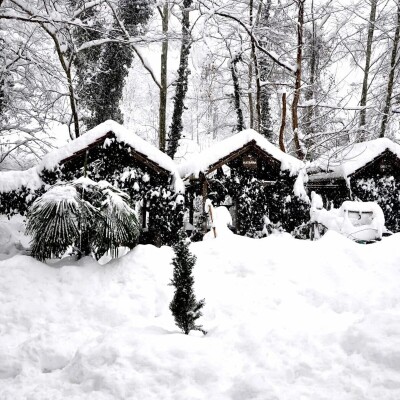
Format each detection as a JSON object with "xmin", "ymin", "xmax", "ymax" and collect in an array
[{"xmin": 169, "ymin": 228, "xmax": 206, "ymax": 335}]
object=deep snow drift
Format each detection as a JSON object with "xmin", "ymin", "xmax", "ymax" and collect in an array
[{"xmin": 1, "ymin": 227, "xmax": 400, "ymax": 399}]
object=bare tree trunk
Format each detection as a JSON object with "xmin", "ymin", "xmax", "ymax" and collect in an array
[
  {"xmin": 248, "ymin": 61, "xmax": 254, "ymax": 129},
  {"xmin": 249, "ymin": 0, "xmax": 261, "ymax": 132},
  {"xmin": 380, "ymin": 0, "xmax": 400, "ymax": 138},
  {"xmin": 303, "ymin": 0, "xmax": 318, "ymax": 158},
  {"xmin": 279, "ymin": 92, "xmax": 287, "ymax": 152},
  {"xmin": 258, "ymin": 0, "xmax": 273, "ymax": 140},
  {"xmin": 359, "ymin": 0, "xmax": 377, "ymax": 132},
  {"xmin": 66, "ymin": 69, "xmax": 80, "ymax": 139},
  {"xmin": 158, "ymin": 3, "xmax": 169, "ymax": 152},
  {"xmin": 231, "ymin": 55, "xmax": 246, "ymax": 132},
  {"xmin": 292, "ymin": 0, "xmax": 305, "ymax": 159}
]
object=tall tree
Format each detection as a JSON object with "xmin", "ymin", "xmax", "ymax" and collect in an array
[
  {"xmin": 292, "ymin": 0, "xmax": 306, "ymax": 159},
  {"xmin": 158, "ymin": 1, "xmax": 170, "ymax": 152},
  {"xmin": 248, "ymin": 0, "xmax": 262, "ymax": 132},
  {"xmin": 230, "ymin": 53, "xmax": 246, "ymax": 132},
  {"xmin": 76, "ymin": 0, "xmax": 153, "ymax": 130},
  {"xmin": 167, "ymin": 0, "xmax": 193, "ymax": 159},
  {"xmin": 258, "ymin": 0, "xmax": 273, "ymax": 140},
  {"xmin": 380, "ymin": 0, "xmax": 400, "ymax": 138},
  {"xmin": 359, "ymin": 0, "xmax": 378, "ymax": 134}
]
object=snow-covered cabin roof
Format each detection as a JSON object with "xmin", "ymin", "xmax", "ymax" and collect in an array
[
  {"xmin": 308, "ymin": 138, "xmax": 400, "ymax": 181},
  {"xmin": 178, "ymin": 129, "xmax": 305, "ymax": 179},
  {"xmin": 0, "ymin": 120, "xmax": 184, "ymax": 193}
]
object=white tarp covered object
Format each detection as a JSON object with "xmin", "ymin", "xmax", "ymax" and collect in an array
[{"xmin": 311, "ymin": 197, "xmax": 386, "ymax": 242}]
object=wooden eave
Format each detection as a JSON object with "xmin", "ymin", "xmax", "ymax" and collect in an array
[
  {"xmin": 204, "ymin": 140, "xmax": 281, "ymax": 176},
  {"xmin": 60, "ymin": 131, "xmax": 114, "ymax": 164},
  {"xmin": 60, "ymin": 130, "xmax": 170, "ymax": 177},
  {"xmin": 306, "ymin": 178, "xmax": 346, "ymax": 188}
]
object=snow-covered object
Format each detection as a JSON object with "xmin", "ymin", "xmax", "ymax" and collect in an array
[
  {"xmin": 0, "ymin": 167, "xmax": 44, "ymax": 194},
  {"xmin": 179, "ymin": 129, "xmax": 305, "ymax": 179},
  {"xmin": 0, "ymin": 120, "xmax": 184, "ymax": 194},
  {"xmin": 309, "ymin": 138, "xmax": 400, "ymax": 179},
  {"xmin": 293, "ymin": 169, "xmax": 309, "ymax": 202},
  {"xmin": 203, "ymin": 204, "xmax": 233, "ymax": 240},
  {"xmin": 36, "ymin": 185, "xmax": 79, "ymax": 207},
  {"xmin": 1, "ymin": 232, "xmax": 400, "ymax": 398},
  {"xmin": 204, "ymin": 198, "xmax": 213, "ymax": 213},
  {"xmin": 311, "ymin": 200, "xmax": 385, "ymax": 241},
  {"xmin": 0, "ymin": 215, "xmax": 31, "ymax": 258},
  {"xmin": 310, "ymin": 191, "xmax": 324, "ymax": 211},
  {"xmin": 213, "ymin": 206, "xmax": 233, "ymax": 228}
]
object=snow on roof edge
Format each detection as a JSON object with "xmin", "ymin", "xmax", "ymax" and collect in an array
[
  {"xmin": 0, "ymin": 121, "xmax": 184, "ymax": 194},
  {"xmin": 178, "ymin": 129, "xmax": 305, "ymax": 179},
  {"xmin": 308, "ymin": 138, "xmax": 400, "ymax": 179}
]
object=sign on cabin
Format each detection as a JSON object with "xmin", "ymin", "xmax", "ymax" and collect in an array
[{"xmin": 242, "ymin": 154, "xmax": 257, "ymax": 169}]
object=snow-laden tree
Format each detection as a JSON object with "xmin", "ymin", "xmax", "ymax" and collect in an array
[
  {"xmin": 0, "ymin": 19, "xmax": 67, "ymax": 169},
  {"xmin": 0, "ymin": 0, "xmax": 155, "ymax": 140},
  {"xmin": 71, "ymin": 0, "xmax": 154, "ymax": 130}
]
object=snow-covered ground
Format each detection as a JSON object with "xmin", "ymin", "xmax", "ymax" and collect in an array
[{"xmin": 1, "ymin": 221, "xmax": 400, "ymax": 399}]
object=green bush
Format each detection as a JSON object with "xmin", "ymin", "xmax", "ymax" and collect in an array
[{"xmin": 26, "ymin": 178, "xmax": 139, "ymax": 261}]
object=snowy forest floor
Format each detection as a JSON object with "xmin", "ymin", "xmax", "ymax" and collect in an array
[{"xmin": 1, "ymin": 217, "xmax": 400, "ymax": 400}]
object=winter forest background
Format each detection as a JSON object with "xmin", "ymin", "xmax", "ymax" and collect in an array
[
  {"xmin": 1, "ymin": 0, "xmax": 400, "ymax": 170},
  {"xmin": 3, "ymin": 2, "xmax": 400, "ymax": 399}
]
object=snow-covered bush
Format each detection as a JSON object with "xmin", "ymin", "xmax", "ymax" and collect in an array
[
  {"xmin": 0, "ymin": 186, "xmax": 44, "ymax": 217},
  {"xmin": 220, "ymin": 170, "xmax": 310, "ymax": 237},
  {"xmin": 170, "ymin": 228, "xmax": 206, "ymax": 335},
  {"xmin": 229, "ymin": 174, "xmax": 270, "ymax": 238},
  {"xmin": 146, "ymin": 186, "xmax": 185, "ymax": 246},
  {"xmin": 267, "ymin": 171, "xmax": 310, "ymax": 234},
  {"xmin": 26, "ymin": 178, "xmax": 139, "ymax": 261},
  {"xmin": 353, "ymin": 176, "xmax": 400, "ymax": 233},
  {"xmin": 91, "ymin": 181, "xmax": 140, "ymax": 259}
]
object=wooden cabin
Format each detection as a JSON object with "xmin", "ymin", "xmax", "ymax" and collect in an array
[
  {"xmin": 0, "ymin": 120, "xmax": 184, "ymax": 244},
  {"xmin": 307, "ymin": 138, "xmax": 400, "ymax": 232},
  {"xmin": 178, "ymin": 129, "xmax": 306, "ymax": 235}
]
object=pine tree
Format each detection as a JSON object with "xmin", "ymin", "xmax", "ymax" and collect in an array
[{"xmin": 169, "ymin": 228, "xmax": 206, "ymax": 335}]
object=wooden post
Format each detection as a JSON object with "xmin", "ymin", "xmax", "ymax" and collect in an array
[
  {"xmin": 188, "ymin": 190, "xmax": 194, "ymax": 225},
  {"xmin": 208, "ymin": 203, "xmax": 217, "ymax": 238},
  {"xmin": 201, "ymin": 174, "xmax": 208, "ymax": 234},
  {"xmin": 142, "ymin": 199, "xmax": 147, "ymax": 229},
  {"xmin": 235, "ymin": 197, "xmax": 240, "ymax": 233}
]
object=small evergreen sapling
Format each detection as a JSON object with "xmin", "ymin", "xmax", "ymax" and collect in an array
[{"xmin": 169, "ymin": 229, "xmax": 206, "ymax": 335}]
